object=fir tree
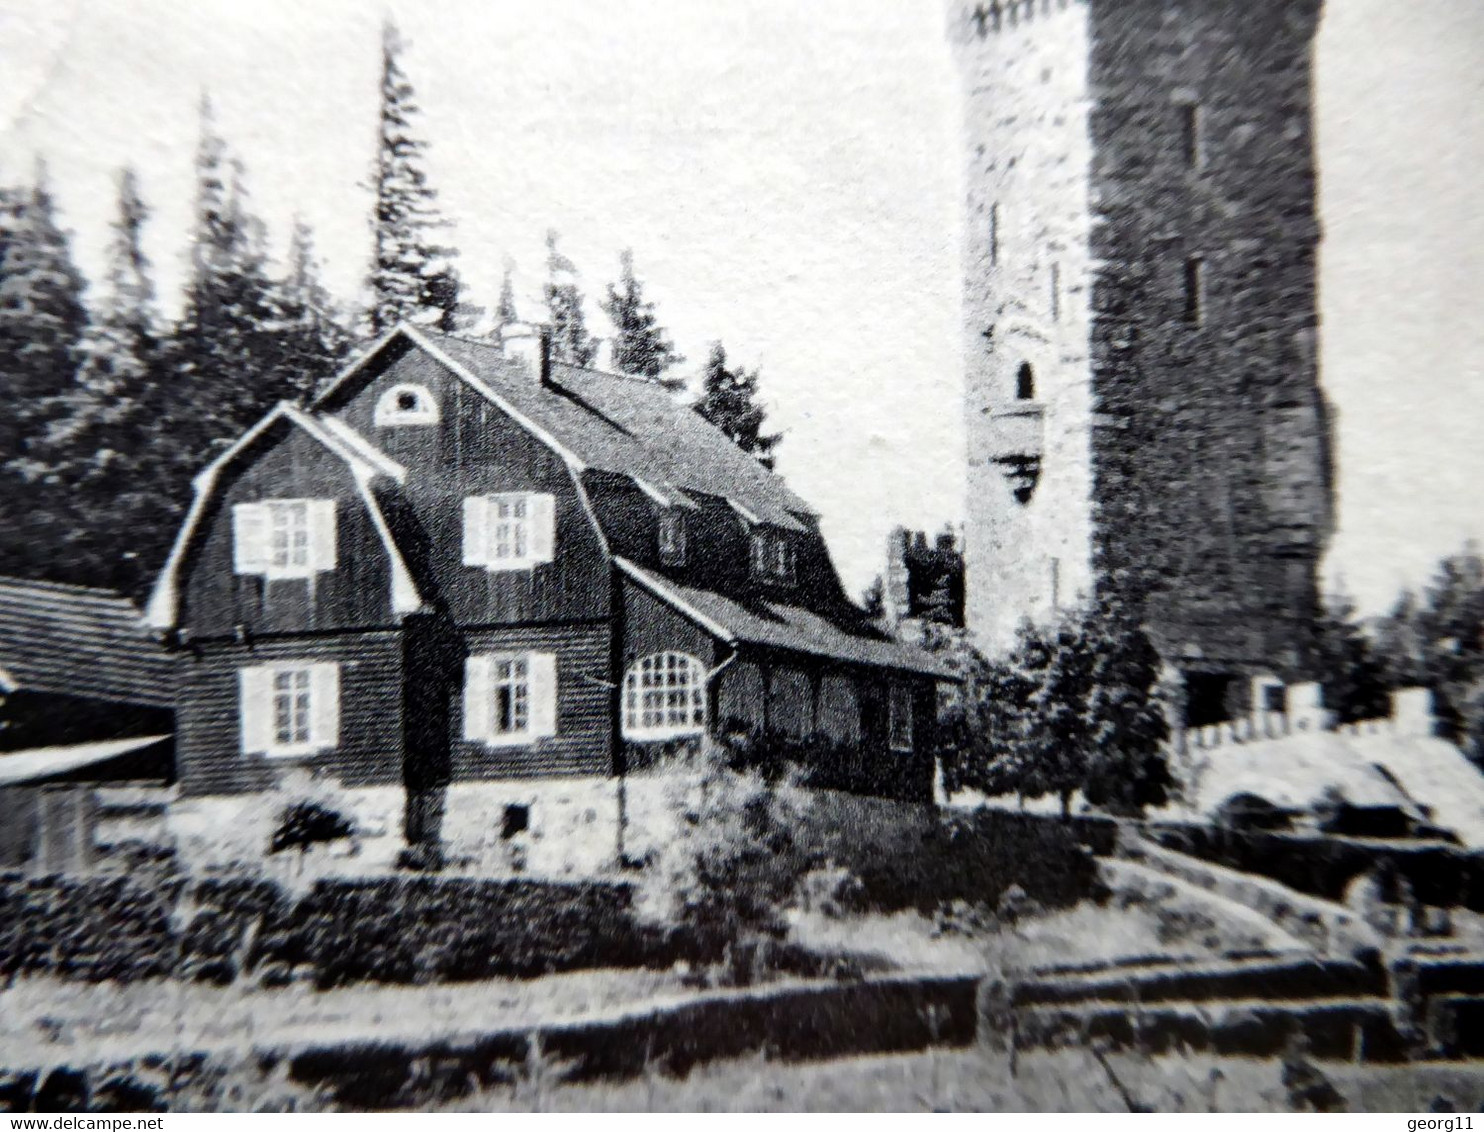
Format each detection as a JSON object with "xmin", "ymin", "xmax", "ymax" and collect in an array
[
  {"xmin": 0, "ymin": 162, "xmax": 88, "ymax": 465},
  {"xmin": 694, "ymin": 342, "xmax": 781, "ymax": 469},
  {"xmin": 1313, "ymin": 590, "xmax": 1392, "ymax": 725},
  {"xmin": 543, "ymin": 229, "xmax": 596, "ymax": 366},
  {"xmin": 171, "ymin": 97, "xmax": 282, "ymax": 442},
  {"xmin": 276, "ymin": 217, "xmax": 352, "ymax": 400},
  {"xmin": 366, "ymin": 20, "xmax": 459, "ymax": 335},
  {"xmin": 494, "ymin": 258, "xmax": 519, "ymax": 336},
  {"xmin": 71, "ymin": 168, "xmax": 158, "ymax": 421},
  {"xmin": 601, "ymin": 248, "xmax": 682, "ymax": 382}
]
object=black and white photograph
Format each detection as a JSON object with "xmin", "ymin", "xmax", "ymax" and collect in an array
[{"xmin": 0, "ymin": 0, "xmax": 1482, "ymax": 1114}]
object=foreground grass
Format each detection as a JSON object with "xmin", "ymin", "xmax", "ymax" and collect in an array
[{"xmin": 435, "ymin": 1047, "xmax": 1484, "ymax": 1113}]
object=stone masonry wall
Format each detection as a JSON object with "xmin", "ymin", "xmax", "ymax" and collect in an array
[
  {"xmin": 955, "ymin": 0, "xmax": 1097, "ymax": 654},
  {"xmin": 1085, "ymin": 0, "xmax": 1331, "ymax": 676},
  {"xmin": 952, "ymin": 0, "xmax": 1333, "ymax": 676}
]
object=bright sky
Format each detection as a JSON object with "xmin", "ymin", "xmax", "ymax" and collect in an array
[{"xmin": 0, "ymin": 0, "xmax": 1480, "ymax": 613}]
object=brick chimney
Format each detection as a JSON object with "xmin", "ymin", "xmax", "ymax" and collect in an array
[{"xmin": 500, "ymin": 322, "xmax": 553, "ymax": 387}]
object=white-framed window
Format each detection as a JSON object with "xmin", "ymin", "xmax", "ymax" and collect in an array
[
  {"xmin": 233, "ymin": 499, "xmax": 336, "ymax": 579},
  {"xmin": 463, "ymin": 492, "xmax": 555, "ymax": 572},
  {"xmin": 750, "ymin": 530, "xmax": 796, "ymax": 585},
  {"xmin": 888, "ymin": 682, "xmax": 915, "ymax": 753},
  {"xmin": 373, "ymin": 383, "xmax": 440, "ymax": 426},
  {"xmin": 658, "ymin": 510, "xmax": 687, "ymax": 566},
  {"xmin": 464, "ymin": 651, "xmax": 557, "ymax": 746},
  {"xmin": 623, "ymin": 652, "xmax": 706, "ymax": 740},
  {"xmin": 239, "ymin": 661, "xmax": 339, "ymax": 757}
]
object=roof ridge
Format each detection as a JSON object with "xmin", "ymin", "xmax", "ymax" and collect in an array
[{"xmin": 0, "ymin": 574, "xmax": 139, "ymax": 606}]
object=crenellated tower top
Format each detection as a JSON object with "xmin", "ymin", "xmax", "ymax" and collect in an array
[{"xmin": 952, "ymin": 0, "xmax": 1078, "ymax": 43}]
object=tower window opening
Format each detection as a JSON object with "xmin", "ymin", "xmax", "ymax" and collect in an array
[
  {"xmin": 1050, "ymin": 261, "xmax": 1061, "ymax": 321},
  {"xmin": 1179, "ymin": 102, "xmax": 1204, "ymax": 170},
  {"xmin": 989, "ymin": 203, "xmax": 999, "ymax": 266},
  {"xmin": 1183, "ymin": 257, "xmax": 1205, "ymax": 325},
  {"xmin": 1015, "ymin": 362, "xmax": 1035, "ymax": 401}
]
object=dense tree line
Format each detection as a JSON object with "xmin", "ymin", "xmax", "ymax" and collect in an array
[
  {"xmin": 0, "ymin": 20, "xmax": 781, "ymax": 602},
  {"xmin": 941, "ymin": 598, "xmax": 1172, "ymax": 819}
]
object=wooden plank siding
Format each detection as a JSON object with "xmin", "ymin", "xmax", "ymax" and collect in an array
[
  {"xmin": 174, "ymin": 632, "xmax": 404, "ymax": 796},
  {"xmin": 180, "ymin": 422, "xmax": 399, "ymax": 639},
  {"xmin": 452, "ymin": 623, "xmax": 613, "ymax": 779},
  {"xmin": 327, "ymin": 350, "xmax": 612, "ymax": 626}
]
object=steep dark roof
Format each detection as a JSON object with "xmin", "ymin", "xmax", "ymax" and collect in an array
[
  {"xmin": 428, "ymin": 334, "xmax": 811, "ymax": 531},
  {"xmin": 0, "ymin": 576, "xmax": 174, "ymax": 706},
  {"xmin": 616, "ymin": 558, "xmax": 957, "ymax": 680}
]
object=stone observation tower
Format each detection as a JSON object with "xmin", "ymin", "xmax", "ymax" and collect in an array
[{"xmin": 950, "ymin": 0, "xmax": 1336, "ymax": 723}]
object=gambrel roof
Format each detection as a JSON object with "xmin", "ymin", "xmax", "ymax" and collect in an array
[
  {"xmin": 145, "ymin": 325, "xmax": 949, "ymax": 683},
  {"xmin": 144, "ymin": 401, "xmax": 423, "ymax": 630},
  {"xmin": 314, "ymin": 326, "xmax": 812, "ymax": 531},
  {"xmin": 0, "ymin": 576, "xmax": 175, "ymax": 706}
]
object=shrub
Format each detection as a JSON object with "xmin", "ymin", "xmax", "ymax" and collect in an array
[
  {"xmin": 268, "ymin": 801, "xmax": 354, "ymax": 856},
  {"xmin": 252, "ymin": 877, "xmax": 650, "ymax": 988},
  {"xmin": 645, "ymin": 748, "xmax": 813, "ymax": 969}
]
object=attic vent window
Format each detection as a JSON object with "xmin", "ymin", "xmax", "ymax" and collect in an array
[{"xmin": 374, "ymin": 383, "xmax": 439, "ymax": 426}]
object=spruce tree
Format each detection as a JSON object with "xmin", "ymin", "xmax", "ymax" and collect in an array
[
  {"xmin": 601, "ymin": 248, "xmax": 682, "ymax": 382},
  {"xmin": 543, "ymin": 229, "xmax": 596, "ymax": 366},
  {"xmin": 366, "ymin": 20, "xmax": 459, "ymax": 335},
  {"xmin": 0, "ymin": 163, "xmax": 88, "ymax": 465},
  {"xmin": 694, "ymin": 342, "xmax": 781, "ymax": 469}
]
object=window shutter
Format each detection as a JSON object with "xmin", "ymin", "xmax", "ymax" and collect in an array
[
  {"xmin": 310, "ymin": 662, "xmax": 340, "ymax": 750},
  {"xmin": 528, "ymin": 494, "xmax": 556, "ymax": 565},
  {"xmin": 309, "ymin": 499, "xmax": 337, "ymax": 572},
  {"xmin": 238, "ymin": 665, "xmax": 274, "ymax": 754},
  {"xmin": 462, "ymin": 496, "xmax": 490, "ymax": 567},
  {"xmin": 529, "ymin": 651, "xmax": 558, "ymax": 738},
  {"xmin": 232, "ymin": 503, "xmax": 269, "ymax": 574},
  {"xmin": 463, "ymin": 655, "xmax": 493, "ymax": 742}
]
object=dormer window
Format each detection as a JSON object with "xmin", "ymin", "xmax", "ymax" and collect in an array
[
  {"xmin": 232, "ymin": 499, "xmax": 336, "ymax": 580},
  {"xmin": 374, "ymin": 383, "xmax": 439, "ymax": 426},
  {"xmin": 750, "ymin": 529, "xmax": 796, "ymax": 585},
  {"xmin": 658, "ymin": 511, "xmax": 687, "ymax": 566}
]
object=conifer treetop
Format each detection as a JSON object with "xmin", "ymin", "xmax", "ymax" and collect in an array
[{"xmin": 366, "ymin": 19, "xmax": 458, "ymax": 335}]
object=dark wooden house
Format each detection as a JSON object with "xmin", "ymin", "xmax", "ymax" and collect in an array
[{"xmin": 145, "ymin": 325, "xmax": 954, "ymax": 843}]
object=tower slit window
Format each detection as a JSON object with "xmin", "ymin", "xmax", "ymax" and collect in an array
[
  {"xmin": 989, "ymin": 203, "xmax": 999, "ymax": 266},
  {"xmin": 1183, "ymin": 257, "xmax": 1205, "ymax": 326},
  {"xmin": 1179, "ymin": 102, "xmax": 1204, "ymax": 170},
  {"xmin": 1050, "ymin": 260, "xmax": 1061, "ymax": 321},
  {"xmin": 1015, "ymin": 362, "xmax": 1035, "ymax": 402}
]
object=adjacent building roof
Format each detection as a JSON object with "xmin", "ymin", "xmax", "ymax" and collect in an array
[
  {"xmin": 0, "ymin": 734, "xmax": 173, "ymax": 787},
  {"xmin": 0, "ymin": 576, "xmax": 175, "ymax": 706},
  {"xmin": 615, "ymin": 557, "xmax": 957, "ymax": 680}
]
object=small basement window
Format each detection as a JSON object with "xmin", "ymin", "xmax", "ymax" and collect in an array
[
  {"xmin": 374, "ymin": 383, "xmax": 440, "ymax": 426},
  {"xmin": 501, "ymin": 803, "xmax": 530, "ymax": 840}
]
